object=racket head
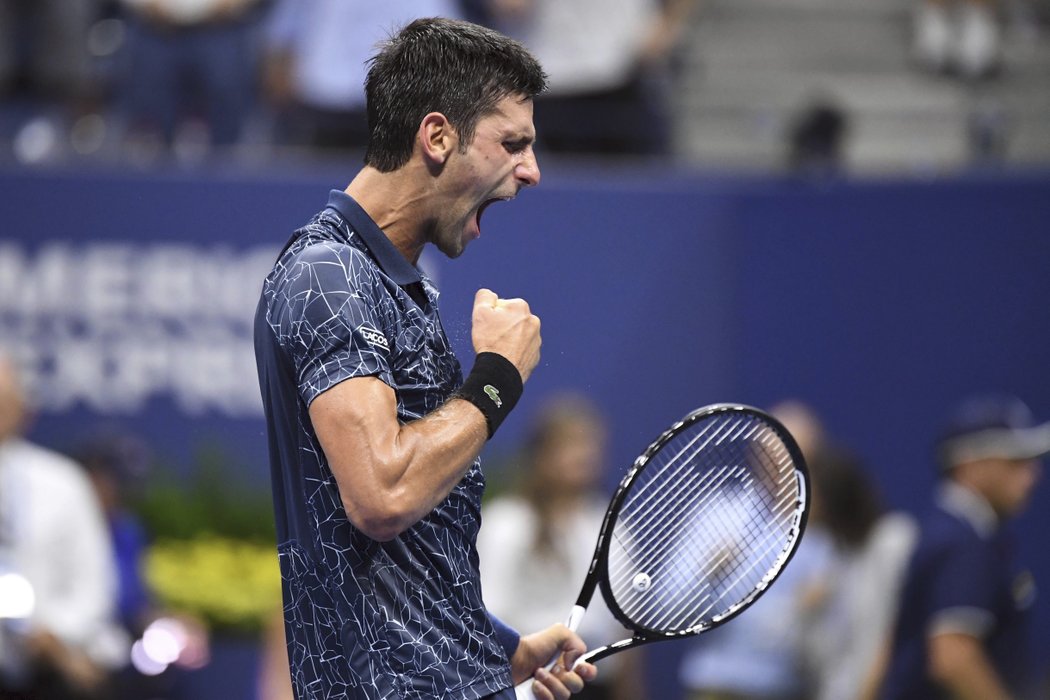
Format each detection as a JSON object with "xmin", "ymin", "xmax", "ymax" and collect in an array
[{"xmin": 595, "ymin": 403, "xmax": 809, "ymax": 642}]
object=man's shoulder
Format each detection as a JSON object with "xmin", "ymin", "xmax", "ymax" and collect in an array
[
  {"xmin": 914, "ymin": 504, "xmax": 987, "ymax": 560},
  {"xmin": 266, "ymin": 227, "xmax": 380, "ymax": 303},
  {"xmin": 280, "ymin": 222, "xmax": 371, "ymax": 271}
]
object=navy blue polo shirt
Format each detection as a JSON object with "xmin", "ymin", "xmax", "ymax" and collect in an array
[
  {"xmin": 880, "ymin": 482, "xmax": 1034, "ymax": 700},
  {"xmin": 255, "ymin": 191, "xmax": 517, "ymax": 700}
]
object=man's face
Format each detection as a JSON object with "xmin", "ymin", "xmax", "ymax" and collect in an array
[
  {"xmin": 430, "ymin": 95, "xmax": 541, "ymax": 259},
  {"xmin": 980, "ymin": 457, "xmax": 1042, "ymax": 517}
]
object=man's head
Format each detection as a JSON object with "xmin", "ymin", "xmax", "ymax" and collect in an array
[
  {"xmin": 938, "ymin": 395, "xmax": 1049, "ymax": 517},
  {"xmin": 363, "ymin": 17, "xmax": 548, "ymax": 173},
  {"xmin": 0, "ymin": 354, "xmax": 27, "ymax": 443}
]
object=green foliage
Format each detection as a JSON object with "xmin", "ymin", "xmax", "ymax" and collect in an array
[
  {"xmin": 145, "ymin": 535, "xmax": 281, "ymax": 636},
  {"xmin": 132, "ymin": 446, "xmax": 275, "ymax": 543},
  {"xmin": 132, "ymin": 446, "xmax": 279, "ymax": 634}
]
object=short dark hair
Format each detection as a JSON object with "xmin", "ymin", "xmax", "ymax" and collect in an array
[{"xmin": 363, "ymin": 17, "xmax": 548, "ymax": 172}]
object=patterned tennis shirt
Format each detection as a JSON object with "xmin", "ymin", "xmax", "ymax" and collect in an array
[{"xmin": 254, "ymin": 190, "xmax": 516, "ymax": 699}]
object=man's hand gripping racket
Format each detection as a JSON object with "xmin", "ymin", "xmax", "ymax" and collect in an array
[{"xmin": 515, "ymin": 404, "xmax": 810, "ymax": 699}]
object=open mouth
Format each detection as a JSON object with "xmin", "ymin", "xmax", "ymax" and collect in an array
[{"xmin": 476, "ymin": 196, "xmax": 512, "ymax": 232}]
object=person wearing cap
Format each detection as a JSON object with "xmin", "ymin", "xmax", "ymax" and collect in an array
[{"xmin": 877, "ymin": 395, "xmax": 1047, "ymax": 700}]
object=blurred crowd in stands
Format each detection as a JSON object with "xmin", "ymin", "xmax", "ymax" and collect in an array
[
  {"xmin": 1, "ymin": 0, "xmax": 1043, "ymax": 171},
  {"xmin": 1, "ymin": 353, "xmax": 210, "ymax": 700},
  {"xmin": 0, "ymin": 0, "xmax": 697, "ymax": 167}
]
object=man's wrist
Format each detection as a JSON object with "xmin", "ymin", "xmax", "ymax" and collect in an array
[{"xmin": 454, "ymin": 352, "xmax": 523, "ymax": 439}]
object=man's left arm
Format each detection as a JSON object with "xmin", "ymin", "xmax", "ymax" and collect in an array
[
  {"xmin": 928, "ymin": 632, "xmax": 1012, "ymax": 700},
  {"xmin": 925, "ymin": 537, "xmax": 1008, "ymax": 698}
]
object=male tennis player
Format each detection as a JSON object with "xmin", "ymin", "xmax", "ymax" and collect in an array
[
  {"xmin": 878, "ymin": 395, "xmax": 1046, "ymax": 700},
  {"xmin": 254, "ymin": 17, "xmax": 597, "ymax": 700}
]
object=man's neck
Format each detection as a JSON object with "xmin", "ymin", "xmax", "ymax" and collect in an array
[{"xmin": 345, "ymin": 166, "xmax": 432, "ymax": 265}]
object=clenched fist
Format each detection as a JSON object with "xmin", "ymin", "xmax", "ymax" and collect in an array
[{"xmin": 471, "ymin": 288, "xmax": 541, "ymax": 382}]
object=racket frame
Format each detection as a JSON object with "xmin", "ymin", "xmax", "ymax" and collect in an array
[{"xmin": 579, "ymin": 403, "xmax": 810, "ymax": 663}]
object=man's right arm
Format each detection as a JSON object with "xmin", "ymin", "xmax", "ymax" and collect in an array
[
  {"xmin": 310, "ymin": 375, "xmax": 489, "ymax": 541},
  {"xmin": 309, "ymin": 288, "xmax": 540, "ymax": 541}
]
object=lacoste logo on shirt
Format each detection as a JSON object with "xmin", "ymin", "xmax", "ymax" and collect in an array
[
  {"xmin": 357, "ymin": 325, "xmax": 389, "ymax": 351},
  {"xmin": 483, "ymin": 385, "xmax": 502, "ymax": 408}
]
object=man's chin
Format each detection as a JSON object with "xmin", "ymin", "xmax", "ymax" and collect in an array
[{"xmin": 434, "ymin": 237, "xmax": 467, "ymax": 260}]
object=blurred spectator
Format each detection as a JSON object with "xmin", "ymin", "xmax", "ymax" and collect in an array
[
  {"xmin": 913, "ymin": 0, "xmax": 1002, "ymax": 79},
  {"xmin": 0, "ymin": 0, "xmax": 102, "ymax": 162},
  {"xmin": 786, "ymin": 96, "xmax": 850, "ymax": 177},
  {"xmin": 967, "ymin": 96, "xmax": 1010, "ymax": 166},
  {"xmin": 0, "ymin": 354, "xmax": 128, "ymax": 699},
  {"xmin": 476, "ymin": 393, "xmax": 647, "ymax": 700},
  {"xmin": 804, "ymin": 448, "xmax": 917, "ymax": 700},
  {"xmin": 260, "ymin": 0, "xmax": 464, "ymax": 153},
  {"xmin": 878, "ymin": 395, "xmax": 1046, "ymax": 699},
  {"xmin": 74, "ymin": 434, "xmax": 210, "ymax": 699},
  {"xmin": 75, "ymin": 437, "xmax": 152, "ymax": 634},
  {"xmin": 677, "ymin": 401, "xmax": 838, "ymax": 700},
  {"xmin": 481, "ymin": 0, "xmax": 699, "ymax": 157},
  {"xmin": 769, "ymin": 400, "xmax": 826, "ymax": 460},
  {"xmin": 116, "ymin": 0, "xmax": 265, "ymax": 158}
]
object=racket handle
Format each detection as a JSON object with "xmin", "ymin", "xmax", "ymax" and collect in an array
[
  {"xmin": 512, "ymin": 605, "xmax": 587, "ymax": 699},
  {"xmin": 563, "ymin": 604, "xmax": 586, "ymax": 633},
  {"xmin": 515, "ymin": 682, "xmax": 537, "ymax": 700}
]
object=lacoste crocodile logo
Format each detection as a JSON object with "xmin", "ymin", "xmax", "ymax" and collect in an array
[{"xmin": 483, "ymin": 385, "xmax": 502, "ymax": 408}]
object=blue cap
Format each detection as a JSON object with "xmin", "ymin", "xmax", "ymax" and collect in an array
[{"xmin": 938, "ymin": 395, "xmax": 1050, "ymax": 467}]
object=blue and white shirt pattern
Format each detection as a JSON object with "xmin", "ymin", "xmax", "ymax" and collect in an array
[{"xmin": 255, "ymin": 191, "xmax": 512, "ymax": 699}]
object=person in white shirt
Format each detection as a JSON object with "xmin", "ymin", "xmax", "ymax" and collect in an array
[
  {"xmin": 0, "ymin": 354, "xmax": 127, "ymax": 699},
  {"xmin": 482, "ymin": 0, "xmax": 698, "ymax": 156},
  {"xmin": 261, "ymin": 0, "xmax": 464, "ymax": 151},
  {"xmin": 478, "ymin": 393, "xmax": 647, "ymax": 700}
]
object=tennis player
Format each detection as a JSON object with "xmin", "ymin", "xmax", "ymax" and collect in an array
[{"xmin": 254, "ymin": 17, "xmax": 597, "ymax": 700}]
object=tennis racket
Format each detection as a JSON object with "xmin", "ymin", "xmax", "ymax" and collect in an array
[{"xmin": 515, "ymin": 403, "xmax": 809, "ymax": 698}]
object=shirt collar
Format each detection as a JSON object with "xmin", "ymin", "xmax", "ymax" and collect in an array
[
  {"xmin": 325, "ymin": 190, "xmax": 422, "ymax": 288},
  {"xmin": 936, "ymin": 480, "xmax": 1000, "ymax": 539}
]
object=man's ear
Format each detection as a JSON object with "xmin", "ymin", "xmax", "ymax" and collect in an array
[{"xmin": 418, "ymin": 112, "xmax": 456, "ymax": 166}]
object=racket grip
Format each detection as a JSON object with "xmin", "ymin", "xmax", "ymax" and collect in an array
[
  {"xmin": 564, "ymin": 604, "xmax": 586, "ymax": 633},
  {"xmin": 512, "ymin": 605, "xmax": 588, "ymax": 699},
  {"xmin": 515, "ymin": 682, "xmax": 537, "ymax": 700}
]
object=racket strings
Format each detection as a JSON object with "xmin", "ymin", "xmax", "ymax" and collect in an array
[
  {"xmin": 606, "ymin": 414, "xmax": 803, "ymax": 634},
  {"xmin": 610, "ymin": 422, "xmax": 790, "ymax": 578},
  {"xmin": 614, "ymin": 478, "xmax": 794, "ymax": 630},
  {"xmin": 606, "ymin": 464, "xmax": 741, "ymax": 604},
  {"xmin": 612, "ymin": 416, "xmax": 749, "ymax": 544},
  {"xmin": 640, "ymin": 468, "xmax": 795, "ymax": 622},
  {"xmin": 641, "ymin": 508, "xmax": 794, "ymax": 632},
  {"xmin": 615, "ymin": 482, "xmax": 794, "ymax": 631},
  {"xmin": 609, "ymin": 463, "xmax": 744, "ymax": 587}
]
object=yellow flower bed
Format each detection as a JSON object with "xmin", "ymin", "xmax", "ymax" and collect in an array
[{"xmin": 145, "ymin": 536, "xmax": 281, "ymax": 634}]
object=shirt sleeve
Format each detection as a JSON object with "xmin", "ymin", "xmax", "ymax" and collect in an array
[
  {"xmin": 926, "ymin": 537, "xmax": 999, "ymax": 639},
  {"xmin": 488, "ymin": 611, "xmax": 521, "ymax": 661},
  {"xmin": 270, "ymin": 241, "xmax": 394, "ymax": 405}
]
